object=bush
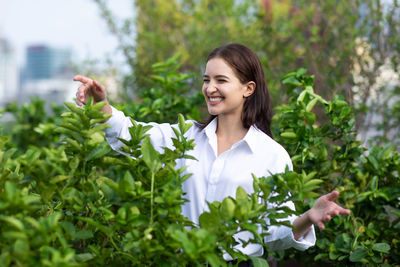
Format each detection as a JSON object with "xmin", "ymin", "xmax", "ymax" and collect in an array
[
  {"xmin": 0, "ymin": 60, "xmax": 398, "ymax": 266},
  {"xmin": 273, "ymin": 69, "xmax": 400, "ymax": 266}
]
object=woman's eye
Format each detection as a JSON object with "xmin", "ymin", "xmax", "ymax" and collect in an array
[
  {"xmin": 203, "ymin": 79, "xmax": 210, "ymax": 83},
  {"xmin": 218, "ymin": 79, "xmax": 227, "ymax": 83}
]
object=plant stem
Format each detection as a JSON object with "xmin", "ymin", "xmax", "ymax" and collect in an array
[{"xmin": 150, "ymin": 172, "xmax": 155, "ymax": 226}]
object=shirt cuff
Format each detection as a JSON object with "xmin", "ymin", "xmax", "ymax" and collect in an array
[
  {"xmin": 288, "ymin": 223, "xmax": 316, "ymax": 251},
  {"xmin": 104, "ymin": 106, "xmax": 122, "ymax": 134},
  {"xmin": 284, "ymin": 214, "xmax": 316, "ymax": 250},
  {"xmin": 265, "ymin": 216, "xmax": 316, "ymax": 251}
]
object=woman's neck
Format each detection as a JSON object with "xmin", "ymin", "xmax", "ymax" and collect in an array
[{"xmin": 215, "ymin": 115, "xmax": 249, "ymax": 155}]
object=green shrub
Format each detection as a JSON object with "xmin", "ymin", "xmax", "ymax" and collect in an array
[
  {"xmin": 3, "ymin": 97, "xmax": 64, "ymax": 150},
  {"xmin": 0, "ymin": 98, "xmax": 317, "ymax": 266},
  {"xmin": 0, "ymin": 60, "xmax": 399, "ymax": 266},
  {"xmin": 117, "ymin": 53, "xmax": 204, "ymax": 123},
  {"xmin": 273, "ymin": 69, "xmax": 400, "ymax": 266}
]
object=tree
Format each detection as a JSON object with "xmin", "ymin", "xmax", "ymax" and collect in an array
[{"xmin": 94, "ymin": 0, "xmax": 400, "ymax": 145}]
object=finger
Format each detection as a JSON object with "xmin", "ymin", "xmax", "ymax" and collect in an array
[
  {"xmin": 317, "ymin": 222, "xmax": 325, "ymax": 230},
  {"xmin": 76, "ymin": 91, "xmax": 84, "ymax": 106},
  {"xmin": 93, "ymin": 80, "xmax": 105, "ymax": 92},
  {"xmin": 339, "ymin": 208, "xmax": 351, "ymax": 215},
  {"xmin": 325, "ymin": 190, "xmax": 339, "ymax": 202},
  {"xmin": 76, "ymin": 98, "xmax": 83, "ymax": 106},
  {"xmin": 324, "ymin": 214, "xmax": 331, "ymax": 222},
  {"xmin": 73, "ymin": 75, "xmax": 92, "ymax": 84},
  {"xmin": 76, "ymin": 85, "xmax": 89, "ymax": 105},
  {"xmin": 330, "ymin": 210, "xmax": 339, "ymax": 217},
  {"xmin": 77, "ymin": 85, "xmax": 87, "ymax": 99}
]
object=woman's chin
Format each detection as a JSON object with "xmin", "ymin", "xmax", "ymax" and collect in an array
[{"xmin": 207, "ymin": 108, "xmax": 220, "ymax": 116}]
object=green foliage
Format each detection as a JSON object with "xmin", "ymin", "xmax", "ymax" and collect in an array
[
  {"xmin": 1, "ymin": 97, "xmax": 308, "ymax": 266},
  {"xmin": 272, "ymin": 69, "xmax": 400, "ymax": 266},
  {"xmin": 117, "ymin": 53, "xmax": 204, "ymax": 123},
  {"xmin": 1, "ymin": 62, "xmax": 399, "ymax": 265},
  {"xmin": 96, "ymin": 0, "xmax": 400, "ymax": 144},
  {"xmin": 3, "ymin": 97, "xmax": 64, "ymax": 150}
]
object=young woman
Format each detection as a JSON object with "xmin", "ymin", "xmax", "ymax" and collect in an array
[{"xmin": 74, "ymin": 43, "xmax": 350, "ymax": 262}]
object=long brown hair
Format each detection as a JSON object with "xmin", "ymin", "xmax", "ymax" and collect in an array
[{"xmin": 199, "ymin": 43, "xmax": 273, "ymax": 138}]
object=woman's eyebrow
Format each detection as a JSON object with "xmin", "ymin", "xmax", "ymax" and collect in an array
[
  {"xmin": 203, "ymin": 74, "xmax": 230, "ymax": 79},
  {"xmin": 215, "ymin": 75, "xmax": 230, "ymax": 79}
]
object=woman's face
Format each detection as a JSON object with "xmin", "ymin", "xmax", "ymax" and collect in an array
[{"xmin": 202, "ymin": 58, "xmax": 253, "ymax": 119}]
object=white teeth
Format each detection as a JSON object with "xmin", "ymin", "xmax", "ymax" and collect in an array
[{"xmin": 210, "ymin": 97, "xmax": 223, "ymax": 102}]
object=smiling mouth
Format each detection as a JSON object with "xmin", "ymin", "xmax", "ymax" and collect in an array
[{"xmin": 209, "ymin": 97, "xmax": 224, "ymax": 103}]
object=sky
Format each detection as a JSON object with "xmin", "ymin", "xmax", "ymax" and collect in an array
[{"xmin": 0, "ymin": 0, "xmax": 133, "ymax": 67}]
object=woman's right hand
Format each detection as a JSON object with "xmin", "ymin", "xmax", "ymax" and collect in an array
[{"xmin": 73, "ymin": 75, "xmax": 108, "ymax": 106}]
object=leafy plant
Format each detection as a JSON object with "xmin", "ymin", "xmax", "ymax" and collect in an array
[
  {"xmin": 272, "ymin": 68, "xmax": 400, "ymax": 266},
  {"xmin": 117, "ymin": 53, "xmax": 204, "ymax": 123},
  {"xmin": 3, "ymin": 97, "xmax": 64, "ymax": 150},
  {"xmin": 1, "ymin": 62, "xmax": 399, "ymax": 266}
]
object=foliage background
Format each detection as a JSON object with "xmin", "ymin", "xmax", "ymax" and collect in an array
[
  {"xmin": 94, "ymin": 0, "xmax": 400, "ymax": 148},
  {"xmin": 1, "ymin": 0, "xmax": 400, "ymax": 266}
]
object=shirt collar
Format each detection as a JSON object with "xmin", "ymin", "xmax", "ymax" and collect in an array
[
  {"xmin": 203, "ymin": 117, "xmax": 261, "ymax": 154},
  {"xmin": 242, "ymin": 125, "xmax": 263, "ymax": 154},
  {"xmin": 204, "ymin": 117, "xmax": 218, "ymax": 140}
]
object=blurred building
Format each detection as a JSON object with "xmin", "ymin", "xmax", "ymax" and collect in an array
[
  {"xmin": 25, "ymin": 45, "xmax": 72, "ymax": 80},
  {"xmin": 21, "ymin": 44, "xmax": 76, "ymax": 106},
  {"xmin": 0, "ymin": 37, "xmax": 19, "ymax": 106}
]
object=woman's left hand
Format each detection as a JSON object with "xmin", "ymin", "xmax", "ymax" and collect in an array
[{"xmin": 307, "ymin": 190, "xmax": 350, "ymax": 230}]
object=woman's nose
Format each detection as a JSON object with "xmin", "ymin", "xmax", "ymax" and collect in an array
[{"xmin": 206, "ymin": 82, "xmax": 217, "ymax": 94}]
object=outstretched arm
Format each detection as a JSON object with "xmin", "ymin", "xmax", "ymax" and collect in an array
[
  {"xmin": 292, "ymin": 190, "xmax": 350, "ymax": 240},
  {"xmin": 73, "ymin": 75, "xmax": 112, "ymax": 119}
]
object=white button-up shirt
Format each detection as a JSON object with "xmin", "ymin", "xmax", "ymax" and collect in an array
[{"xmin": 105, "ymin": 106, "xmax": 316, "ymax": 260}]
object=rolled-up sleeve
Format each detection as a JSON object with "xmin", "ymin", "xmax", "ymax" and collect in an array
[
  {"xmin": 263, "ymin": 152, "xmax": 316, "ymax": 251},
  {"xmin": 264, "ymin": 213, "xmax": 316, "ymax": 251},
  {"xmin": 104, "ymin": 106, "xmax": 180, "ymax": 153},
  {"xmin": 105, "ymin": 106, "xmax": 134, "ymax": 151}
]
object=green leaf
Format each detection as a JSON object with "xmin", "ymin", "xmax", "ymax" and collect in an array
[
  {"xmin": 92, "ymin": 101, "xmax": 107, "ymax": 110},
  {"xmin": 297, "ymin": 90, "xmax": 307, "ymax": 103},
  {"xmin": 141, "ymin": 136, "xmax": 162, "ymax": 174},
  {"xmin": 236, "ymin": 186, "xmax": 248, "ymax": 202},
  {"xmin": 150, "ymin": 75, "xmax": 165, "ymax": 83},
  {"xmin": 368, "ymin": 155, "xmax": 379, "ymax": 170},
  {"xmin": 170, "ymin": 230, "xmax": 196, "ymax": 258},
  {"xmin": 205, "ymin": 254, "xmax": 222, "ymax": 267},
  {"xmin": 5, "ymin": 182, "xmax": 17, "ymax": 201},
  {"xmin": 280, "ymin": 132, "xmax": 297, "ymax": 139},
  {"xmin": 296, "ymin": 68, "xmax": 307, "ymax": 77},
  {"xmin": 370, "ymin": 176, "xmax": 378, "ymax": 191},
  {"xmin": 314, "ymin": 253, "xmax": 328, "ymax": 261},
  {"xmin": 282, "ymin": 76, "xmax": 302, "ymax": 86},
  {"xmin": 75, "ymin": 253, "xmax": 96, "ymax": 262},
  {"xmin": 177, "ymin": 113, "xmax": 193, "ymax": 134},
  {"xmin": 64, "ymin": 102, "xmax": 83, "ymax": 113},
  {"xmin": 280, "ymin": 70, "xmax": 297, "ymax": 80},
  {"xmin": 306, "ymin": 98, "xmax": 318, "ymax": 112},
  {"xmin": 199, "ymin": 212, "xmax": 220, "ymax": 232},
  {"xmin": 220, "ymin": 197, "xmax": 236, "ymax": 220},
  {"xmin": 14, "ymin": 239, "xmax": 29, "ymax": 259},
  {"xmin": 349, "ymin": 248, "xmax": 367, "ymax": 262},
  {"xmin": 303, "ymin": 179, "xmax": 323, "ymax": 188},
  {"xmin": 0, "ymin": 216, "xmax": 25, "ymax": 231},
  {"xmin": 85, "ymin": 143, "xmax": 111, "ymax": 161},
  {"xmin": 372, "ymin": 243, "xmax": 390, "ymax": 253},
  {"xmin": 98, "ymin": 177, "xmax": 119, "ymax": 192},
  {"xmin": 75, "ymin": 230, "xmax": 94, "ymax": 240},
  {"xmin": 61, "ymin": 221, "xmax": 76, "ymax": 237},
  {"xmin": 77, "ymin": 217, "xmax": 112, "ymax": 236},
  {"xmin": 50, "ymin": 175, "xmax": 70, "ymax": 184},
  {"xmin": 249, "ymin": 256, "xmax": 269, "ymax": 267}
]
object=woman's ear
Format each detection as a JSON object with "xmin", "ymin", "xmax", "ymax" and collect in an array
[{"xmin": 244, "ymin": 81, "xmax": 256, "ymax": 98}]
